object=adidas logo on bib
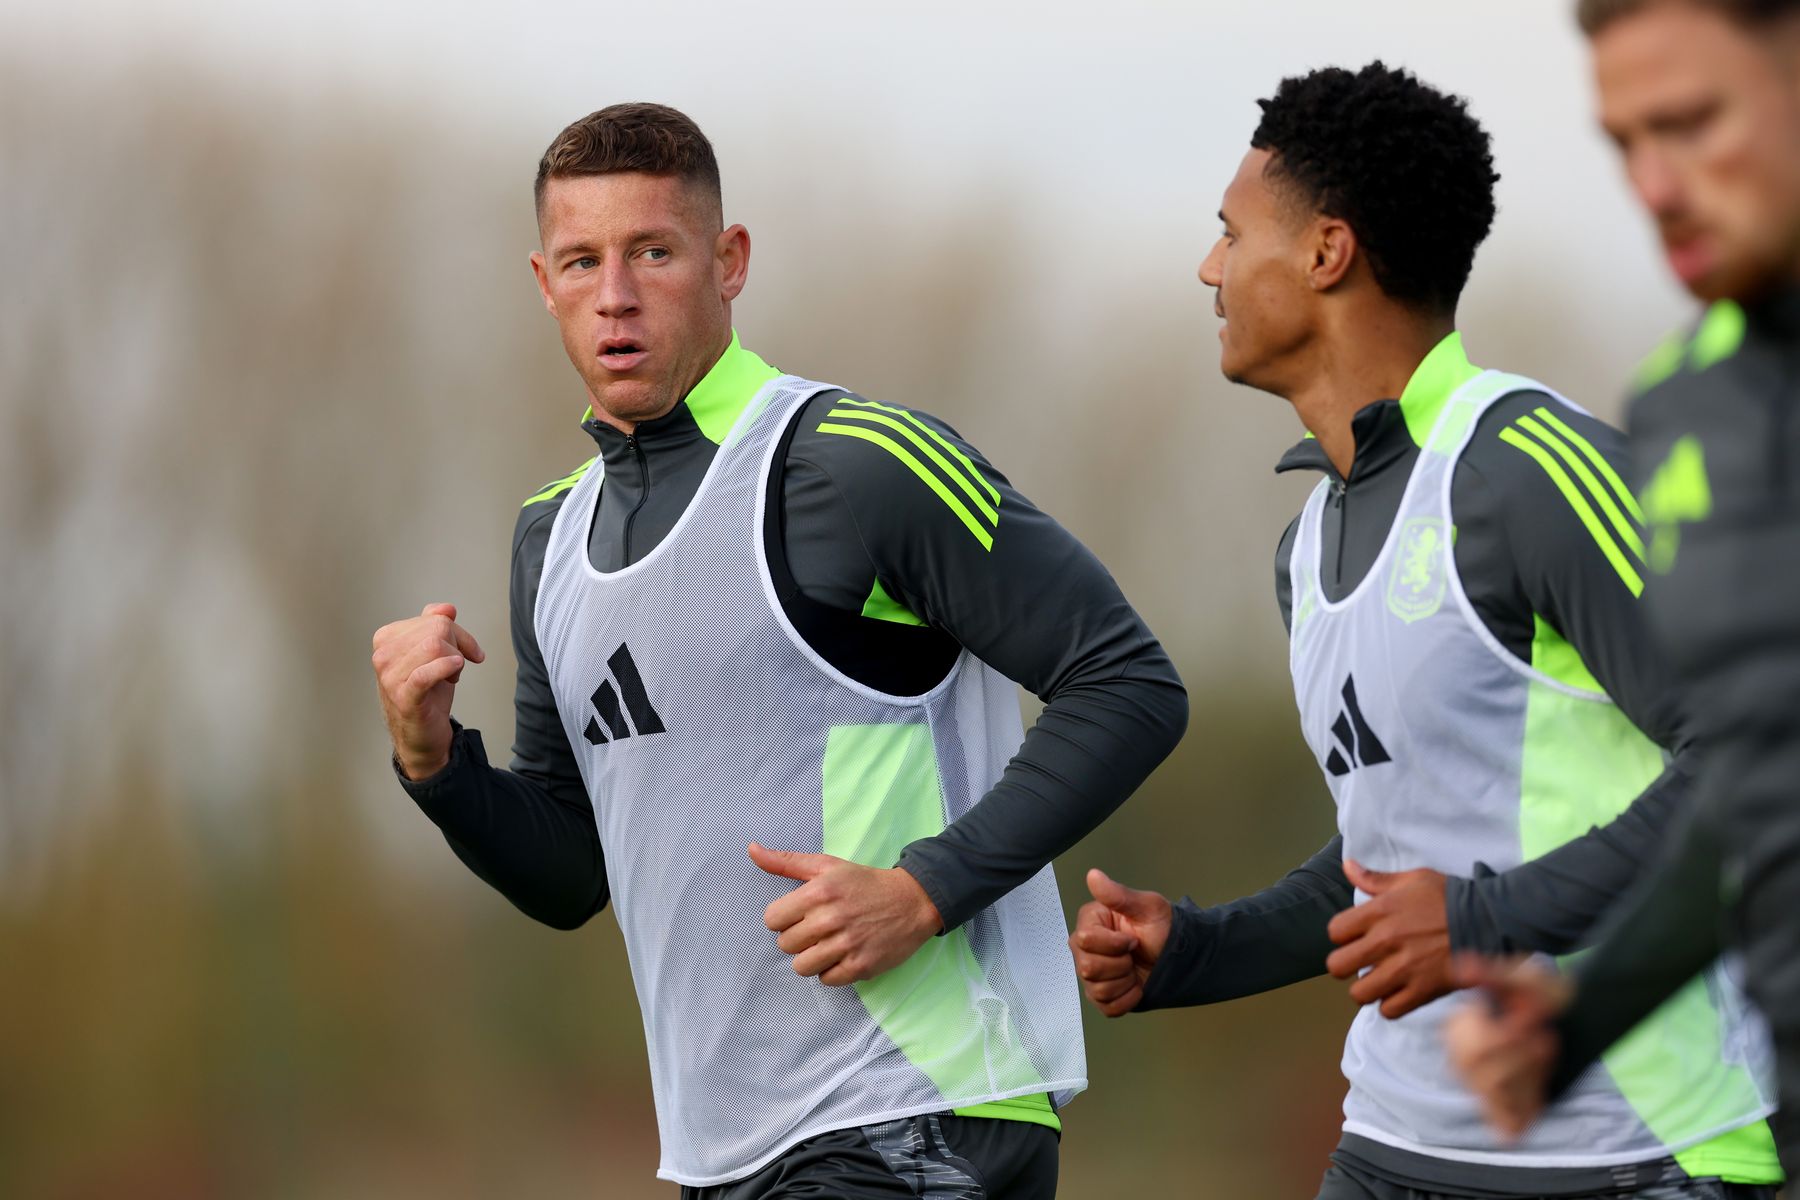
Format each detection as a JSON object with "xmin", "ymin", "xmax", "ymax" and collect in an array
[
  {"xmin": 582, "ymin": 642, "xmax": 667, "ymax": 745},
  {"xmin": 1324, "ymin": 674, "xmax": 1390, "ymax": 777}
]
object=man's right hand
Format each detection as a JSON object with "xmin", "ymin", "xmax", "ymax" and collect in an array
[
  {"xmin": 1068, "ymin": 868, "xmax": 1174, "ymax": 1017},
  {"xmin": 372, "ymin": 602, "xmax": 486, "ymax": 780}
]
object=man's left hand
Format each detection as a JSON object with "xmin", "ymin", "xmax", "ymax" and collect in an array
[
  {"xmin": 1446, "ymin": 954, "xmax": 1568, "ymax": 1140},
  {"xmin": 749, "ymin": 843, "xmax": 944, "ymax": 986},
  {"xmin": 1326, "ymin": 858, "xmax": 1453, "ymax": 1018}
]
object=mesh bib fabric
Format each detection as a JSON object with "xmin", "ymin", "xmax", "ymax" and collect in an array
[
  {"xmin": 1288, "ymin": 370, "xmax": 1775, "ymax": 1168},
  {"xmin": 533, "ymin": 376, "xmax": 1086, "ymax": 1187}
]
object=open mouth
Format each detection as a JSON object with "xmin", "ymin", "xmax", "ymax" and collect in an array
[
  {"xmin": 1663, "ymin": 235, "xmax": 1715, "ymax": 286},
  {"xmin": 598, "ymin": 338, "xmax": 648, "ymax": 370}
]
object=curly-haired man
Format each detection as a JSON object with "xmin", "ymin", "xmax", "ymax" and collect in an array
[{"xmin": 1068, "ymin": 63, "xmax": 1780, "ymax": 1199}]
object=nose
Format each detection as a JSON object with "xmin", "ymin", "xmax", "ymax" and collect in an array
[
  {"xmin": 1198, "ymin": 237, "xmax": 1226, "ymax": 289},
  {"xmin": 594, "ymin": 258, "xmax": 640, "ymax": 319},
  {"xmin": 1628, "ymin": 144, "xmax": 1684, "ymax": 221}
]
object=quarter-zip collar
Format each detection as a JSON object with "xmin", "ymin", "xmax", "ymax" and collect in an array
[
  {"xmin": 571, "ymin": 331, "xmax": 782, "ymax": 568},
  {"xmin": 580, "ymin": 329, "xmax": 782, "ymax": 453},
  {"xmin": 1273, "ymin": 331, "xmax": 1483, "ymax": 482}
]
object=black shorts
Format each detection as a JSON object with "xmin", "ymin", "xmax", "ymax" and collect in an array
[
  {"xmin": 1316, "ymin": 1147, "xmax": 1778, "ymax": 1200},
  {"xmin": 681, "ymin": 1113, "xmax": 1058, "ymax": 1200}
]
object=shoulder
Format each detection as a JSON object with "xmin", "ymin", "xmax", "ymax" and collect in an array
[
  {"xmin": 786, "ymin": 391, "xmax": 1008, "ymax": 551},
  {"xmin": 1456, "ymin": 389, "xmax": 1646, "ymax": 596},
  {"xmin": 789, "ymin": 391, "xmax": 994, "ymax": 470},
  {"xmin": 1275, "ymin": 511, "xmax": 1301, "ymax": 573},
  {"xmin": 1460, "ymin": 389, "xmax": 1630, "ymax": 495},
  {"xmin": 1623, "ymin": 301, "xmax": 1780, "ymax": 454},
  {"xmin": 1630, "ymin": 301, "xmax": 1743, "ymax": 401},
  {"xmin": 1273, "ymin": 512, "xmax": 1302, "ymax": 632},
  {"xmin": 512, "ymin": 455, "xmax": 595, "ymax": 562},
  {"xmin": 1626, "ymin": 302, "xmax": 1771, "ymax": 477}
]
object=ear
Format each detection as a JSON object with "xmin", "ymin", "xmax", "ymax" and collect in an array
[
  {"xmin": 717, "ymin": 224, "xmax": 750, "ymax": 303},
  {"xmin": 529, "ymin": 250, "xmax": 557, "ymax": 317},
  {"xmin": 1308, "ymin": 217, "xmax": 1358, "ymax": 292}
]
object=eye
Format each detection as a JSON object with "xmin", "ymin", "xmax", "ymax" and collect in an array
[
  {"xmin": 641, "ymin": 247, "xmax": 671, "ymax": 262},
  {"xmin": 1654, "ymin": 100, "xmax": 1722, "ymax": 143},
  {"xmin": 572, "ymin": 256, "xmax": 598, "ymax": 270}
]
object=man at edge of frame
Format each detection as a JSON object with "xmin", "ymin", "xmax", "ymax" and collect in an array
[{"xmin": 1450, "ymin": 0, "xmax": 1800, "ymax": 1183}]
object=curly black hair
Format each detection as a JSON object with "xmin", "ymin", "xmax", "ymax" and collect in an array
[{"xmin": 1251, "ymin": 62, "xmax": 1499, "ymax": 315}]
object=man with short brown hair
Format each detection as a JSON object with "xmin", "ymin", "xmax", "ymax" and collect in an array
[
  {"xmin": 1450, "ymin": 0, "xmax": 1800, "ymax": 1179},
  {"xmin": 370, "ymin": 102, "xmax": 1187, "ymax": 1197}
]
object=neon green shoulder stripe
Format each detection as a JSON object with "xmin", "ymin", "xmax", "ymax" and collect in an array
[
  {"xmin": 1691, "ymin": 301, "xmax": 1746, "ymax": 371},
  {"xmin": 834, "ymin": 397, "xmax": 1001, "ymax": 505},
  {"xmin": 1498, "ymin": 428, "xmax": 1644, "ymax": 597},
  {"xmin": 1633, "ymin": 331, "xmax": 1688, "ymax": 395},
  {"xmin": 824, "ymin": 407, "xmax": 998, "ymax": 524},
  {"xmin": 1529, "ymin": 408, "xmax": 1645, "ymax": 523},
  {"xmin": 522, "ymin": 456, "xmax": 597, "ymax": 507},
  {"xmin": 1633, "ymin": 301, "xmax": 1746, "ymax": 395},
  {"xmin": 815, "ymin": 421, "xmax": 998, "ymax": 551},
  {"xmin": 1512, "ymin": 414, "xmax": 1646, "ymax": 561}
]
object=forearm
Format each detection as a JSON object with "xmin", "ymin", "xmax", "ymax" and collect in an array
[
  {"xmin": 781, "ymin": 397, "xmax": 1189, "ymax": 928},
  {"xmin": 896, "ymin": 667, "xmax": 1187, "ymax": 930},
  {"xmin": 399, "ymin": 723, "xmax": 609, "ymax": 930},
  {"xmin": 1546, "ymin": 801, "xmax": 1724, "ymax": 1096},
  {"xmin": 1137, "ymin": 837, "xmax": 1350, "ymax": 1010},
  {"xmin": 1447, "ymin": 754, "xmax": 1695, "ymax": 957}
]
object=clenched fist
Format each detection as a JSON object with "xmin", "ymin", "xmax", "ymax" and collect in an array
[
  {"xmin": 1068, "ymin": 868, "xmax": 1174, "ymax": 1017},
  {"xmin": 371, "ymin": 602, "xmax": 486, "ymax": 779}
]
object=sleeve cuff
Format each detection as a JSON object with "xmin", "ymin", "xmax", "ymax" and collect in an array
[
  {"xmin": 894, "ymin": 852, "xmax": 964, "ymax": 935},
  {"xmin": 1136, "ymin": 899, "xmax": 1204, "ymax": 1013},
  {"xmin": 1445, "ymin": 862, "xmax": 1512, "ymax": 957},
  {"xmin": 393, "ymin": 721, "xmax": 483, "ymax": 799}
]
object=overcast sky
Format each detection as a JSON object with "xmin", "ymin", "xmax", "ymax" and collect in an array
[
  {"xmin": 6, "ymin": 0, "xmax": 1707, "ymax": 839},
  {"xmin": 15, "ymin": 0, "xmax": 1692, "ymax": 366}
]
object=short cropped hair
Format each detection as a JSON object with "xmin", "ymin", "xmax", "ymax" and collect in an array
[
  {"xmin": 1250, "ymin": 62, "xmax": 1499, "ymax": 316},
  {"xmin": 534, "ymin": 102, "xmax": 722, "ymax": 221},
  {"xmin": 1578, "ymin": 0, "xmax": 1800, "ymax": 34}
]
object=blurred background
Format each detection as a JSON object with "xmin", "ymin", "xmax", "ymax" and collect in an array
[{"xmin": 1, "ymin": 2, "xmax": 1697, "ymax": 1196}]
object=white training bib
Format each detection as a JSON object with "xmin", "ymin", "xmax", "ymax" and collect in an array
[
  {"xmin": 534, "ymin": 376, "xmax": 1086, "ymax": 1187},
  {"xmin": 1288, "ymin": 369, "xmax": 1775, "ymax": 1168}
]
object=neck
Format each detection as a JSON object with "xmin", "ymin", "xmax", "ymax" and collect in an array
[
  {"xmin": 1285, "ymin": 308, "xmax": 1454, "ymax": 477},
  {"xmin": 588, "ymin": 328, "xmax": 733, "ymax": 435}
]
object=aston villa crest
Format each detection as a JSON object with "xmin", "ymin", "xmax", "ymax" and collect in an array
[{"xmin": 1387, "ymin": 517, "xmax": 1447, "ymax": 623}]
